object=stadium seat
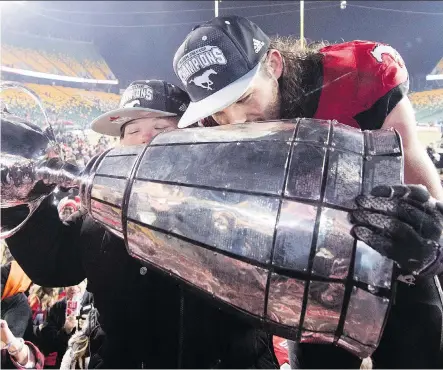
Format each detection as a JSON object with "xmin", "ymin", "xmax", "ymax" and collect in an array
[
  {"xmin": 409, "ymin": 89, "xmax": 443, "ymax": 123},
  {"xmin": 1, "ymin": 32, "xmax": 116, "ymax": 81},
  {"xmin": 2, "ymin": 83, "xmax": 119, "ymax": 129}
]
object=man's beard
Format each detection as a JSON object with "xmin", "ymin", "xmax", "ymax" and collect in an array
[
  {"xmin": 257, "ymin": 80, "xmax": 282, "ymax": 122},
  {"xmin": 278, "ymin": 54, "xmax": 324, "ymax": 120}
]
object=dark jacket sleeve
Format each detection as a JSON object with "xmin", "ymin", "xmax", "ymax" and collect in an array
[
  {"xmin": 1, "ymin": 262, "xmax": 12, "ymax": 298},
  {"xmin": 5, "ymin": 196, "xmax": 86, "ymax": 288},
  {"xmin": 38, "ymin": 300, "xmax": 71, "ymax": 356},
  {"xmin": 0, "ymin": 293, "xmax": 32, "ymax": 338}
]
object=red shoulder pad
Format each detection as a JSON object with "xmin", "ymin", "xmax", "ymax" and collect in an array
[
  {"xmin": 352, "ymin": 41, "xmax": 408, "ymax": 110},
  {"xmin": 315, "ymin": 41, "xmax": 409, "ymax": 127}
]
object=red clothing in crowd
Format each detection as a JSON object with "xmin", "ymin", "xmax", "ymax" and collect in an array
[{"xmin": 1, "ymin": 341, "xmax": 44, "ymax": 369}]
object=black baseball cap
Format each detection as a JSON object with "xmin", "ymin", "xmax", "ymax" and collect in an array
[
  {"xmin": 91, "ymin": 80, "xmax": 190, "ymax": 136},
  {"xmin": 173, "ymin": 16, "xmax": 270, "ymax": 128}
]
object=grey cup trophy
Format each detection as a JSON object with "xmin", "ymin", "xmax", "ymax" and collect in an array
[{"xmin": 1, "ymin": 82, "xmax": 405, "ymax": 358}]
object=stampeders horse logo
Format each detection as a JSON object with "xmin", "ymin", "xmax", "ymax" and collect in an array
[
  {"xmin": 188, "ymin": 69, "xmax": 218, "ymax": 90},
  {"xmin": 176, "ymin": 45, "xmax": 227, "ymax": 87},
  {"xmin": 371, "ymin": 44, "xmax": 405, "ymax": 68}
]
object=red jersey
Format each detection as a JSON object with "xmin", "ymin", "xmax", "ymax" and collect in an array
[
  {"xmin": 200, "ymin": 41, "xmax": 408, "ymax": 130},
  {"xmin": 314, "ymin": 40, "xmax": 409, "ymax": 129}
]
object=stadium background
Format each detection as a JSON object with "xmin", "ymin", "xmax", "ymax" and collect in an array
[{"xmin": 1, "ymin": 1, "xmax": 442, "ymax": 164}]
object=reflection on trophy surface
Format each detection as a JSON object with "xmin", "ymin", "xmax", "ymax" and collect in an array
[
  {"xmin": 1, "ymin": 82, "xmax": 81, "ymax": 238},
  {"xmin": 1, "ymin": 82, "xmax": 405, "ymax": 358}
]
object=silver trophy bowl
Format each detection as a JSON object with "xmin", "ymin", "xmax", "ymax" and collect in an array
[{"xmin": 0, "ymin": 81, "xmax": 79, "ymax": 238}]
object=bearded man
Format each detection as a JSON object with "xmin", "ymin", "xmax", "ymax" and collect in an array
[{"xmin": 174, "ymin": 16, "xmax": 443, "ymax": 368}]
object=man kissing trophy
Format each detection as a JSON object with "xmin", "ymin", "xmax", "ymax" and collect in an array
[{"xmin": 2, "ymin": 81, "xmax": 443, "ymax": 363}]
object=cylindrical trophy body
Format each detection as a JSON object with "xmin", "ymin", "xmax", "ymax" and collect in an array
[{"xmin": 83, "ymin": 119, "xmax": 404, "ymax": 358}]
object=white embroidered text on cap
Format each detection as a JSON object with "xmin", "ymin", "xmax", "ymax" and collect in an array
[
  {"xmin": 121, "ymin": 84, "xmax": 154, "ymax": 104},
  {"xmin": 176, "ymin": 45, "xmax": 227, "ymax": 86}
]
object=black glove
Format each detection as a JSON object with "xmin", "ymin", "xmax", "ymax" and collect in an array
[{"xmin": 349, "ymin": 184, "xmax": 443, "ymax": 281}]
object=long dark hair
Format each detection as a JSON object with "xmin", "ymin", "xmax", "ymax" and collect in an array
[
  {"xmin": 263, "ymin": 36, "xmax": 328, "ymax": 119},
  {"xmin": 200, "ymin": 36, "xmax": 328, "ymax": 127}
]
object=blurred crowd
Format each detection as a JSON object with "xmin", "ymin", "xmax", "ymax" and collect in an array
[
  {"xmin": 1, "ymin": 258, "xmax": 94, "ymax": 369},
  {"xmin": 1, "ymin": 83, "xmax": 119, "ymax": 130},
  {"xmin": 56, "ymin": 132, "xmax": 116, "ymax": 167},
  {"xmin": 409, "ymin": 88, "xmax": 443, "ymax": 119}
]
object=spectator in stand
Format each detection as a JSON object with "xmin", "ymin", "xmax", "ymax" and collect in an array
[
  {"xmin": 38, "ymin": 281, "xmax": 92, "ymax": 369},
  {"xmin": 59, "ymin": 304, "xmax": 100, "ymax": 369},
  {"xmin": 28, "ymin": 286, "xmax": 63, "ymax": 335},
  {"xmin": 57, "ymin": 196, "xmax": 81, "ymax": 222},
  {"xmin": 27, "ymin": 285, "xmax": 64, "ymax": 368}
]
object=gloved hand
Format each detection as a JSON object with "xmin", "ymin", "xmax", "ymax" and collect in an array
[{"xmin": 349, "ymin": 184, "xmax": 443, "ymax": 282}]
